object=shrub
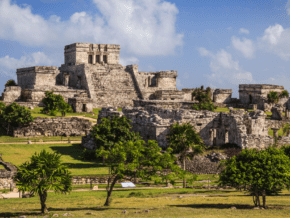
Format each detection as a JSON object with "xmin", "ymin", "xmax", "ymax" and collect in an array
[
  {"xmin": 280, "ymin": 90, "xmax": 289, "ymax": 98},
  {"xmin": 78, "ymin": 148, "xmax": 98, "ymax": 161},
  {"xmin": 268, "ymin": 91, "xmax": 279, "ymax": 104},
  {"xmin": 192, "ymin": 86, "xmax": 216, "ymax": 111},
  {"xmin": 4, "ymin": 79, "xmax": 17, "ymax": 87}
]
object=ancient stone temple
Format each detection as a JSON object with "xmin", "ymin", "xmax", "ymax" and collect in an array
[{"xmin": 1, "ymin": 43, "xmax": 233, "ymax": 110}]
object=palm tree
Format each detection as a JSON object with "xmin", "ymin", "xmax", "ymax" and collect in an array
[
  {"xmin": 13, "ymin": 149, "xmax": 73, "ymax": 214},
  {"xmin": 282, "ymin": 123, "xmax": 290, "ymax": 137},
  {"xmin": 167, "ymin": 122, "xmax": 204, "ymax": 188}
]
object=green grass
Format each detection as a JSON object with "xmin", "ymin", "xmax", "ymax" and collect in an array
[
  {"xmin": 1, "ymin": 188, "xmax": 290, "ymax": 218},
  {"xmin": 0, "ymin": 135, "xmax": 82, "ymax": 143},
  {"xmin": 0, "ymin": 143, "xmax": 109, "ymax": 176}
]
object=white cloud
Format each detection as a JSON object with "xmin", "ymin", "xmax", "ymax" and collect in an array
[
  {"xmin": 0, "ymin": 0, "xmax": 183, "ymax": 56},
  {"xmin": 119, "ymin": 56, "xmax": 139, "ymax": 66},
  {"xmin": 239, "ymin": 28, "xmax": 249, "ymax": 34},
  {"xmin": 0, "ymin": 52, "xmax": 55, "ymax": 77},
  {"xmin": 198, "ymin": 47, "xmax": 254, "ymax": 87},
  {"xmin": 231, "ymin": 36, "xmax": 255, "ymax": 58},
  {"xmin": 258, "ymin": 24, "xmax": 290, "ymax": 60}
]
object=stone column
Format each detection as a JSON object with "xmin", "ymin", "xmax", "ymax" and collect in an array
[
  {"xmin": 271, "ymin": 127, "xmax": 279, "ymax": 139},
  {"xmin": 225, "ymin": 128, "xmax": 229, "ymax": 144},
  {"xmin": 64, "ymin": 74, "xmax": 70, "ymax": 86},
  {"xmin": 92, "ymin": 53, "xmax": 96, "ymax": 64},
  {"xmin": 213, "ymin": 129, "xmax": 217, "ymax": 146},
  {"xmin": 210, "ymin": 129, "xmax": 214, "ymax": 146},
  {"xmin": 286, "ymin": 109, "xmax": 290, "ymax": 118},
  {"xmin": 253, "ymin": 104, "xmax": 257, "ymax": 111},
  {"xmin": 100, "ymin": 52, "xmax": 103, "ymax": 63}
]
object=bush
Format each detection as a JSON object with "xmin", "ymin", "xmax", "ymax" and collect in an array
[
  {"xmin": 268, "ymin": 91, "xmax": 279, "ymax": 104},
  {"xmin": 41, "ymin": 91, "xmax": 73, "ymax": 116},
  {"xmin": 192, "ymin": 86, "xmax": 216, "ymax": 111},
  {"xmin": 5, "ymin": 79, "xmax": 17, "ymax": 87},
  {"xmin": 280, "ymin": 90, "xmax": 289, "ymax": 98},
  {"xmin": 78, "ymin": 148, "xmax": 98, "ymax": 161}
]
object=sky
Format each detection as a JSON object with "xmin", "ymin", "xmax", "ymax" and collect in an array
[{"xmin": 1, "ymin": 0, "xmax": 290, "ymax": 97}]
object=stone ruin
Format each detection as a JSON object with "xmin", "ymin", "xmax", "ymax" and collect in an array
[
  {"xmin": 82, "ymin": 106, "xmax": 274, "ymax": 150},
  {"xmin": 0, "ymin": 154, "xmax": 17, "ymax": 190},
  {"xmin": 1, "ymin": 42, "xmax": 237, "ymax": 111}
]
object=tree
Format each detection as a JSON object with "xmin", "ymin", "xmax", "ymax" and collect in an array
[
  {"xmin": 41, "ymin": 91, "xmax": 72, "ymax": 116},
  {"xmin": 13, "ymin": 149, "xmax": 73, "ymax": 214},
  {"xmin": 192, "ymin": 86, "xmax": 216, "ymax": 111},
  {"xmin": 167, "ymin": 122, "xmax": 205, "ymax": 188},
  {"xmin": 0, "ymin": 102, "xmax": 34, "ymax": 135},
  {"xmin": 219, "ymin": 146, "xmax": 290, "ymax": 208},
  {"xmin": 279, "ymin": 90, "xmax": 289, "ymax": 98},
  {"xmin": 96, "ymin": 139, "xmax": 187, "ymax": 206},
  {"xmin": 4, "ymin": 79, "xmax": 17, "ymax": 87},
  {"xmin": 267, "ymin": 91, "xmax": 279, "ymax": 104},
  {"xmin": 282, "ymin": 123, "xmax": 290, "ymax": 137},
  {"xmin": 91, "ymin": 115, "xmax": 143, "ymax": 164}
]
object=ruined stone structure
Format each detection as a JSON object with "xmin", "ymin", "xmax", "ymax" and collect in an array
[
  {"xmin": 0, "ymin": 155, "xmax": 17, "ymax": 190},
  {"xmin": 239, "ymin": 84, "xmax": 289, "ymax": 111},
  {"xmin": 82, "ymin": 106, "xmax": 274, "ymax": 150},
  {"xmin": 1, "ymin": 42, "xmax": 233, "ymax": 111},
  {"xmin": 13, "ymin": 117, "xmax": 93, "ymax": 137}
]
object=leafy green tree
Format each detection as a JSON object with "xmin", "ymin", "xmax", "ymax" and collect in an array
[
  {"xmin": 282, "ymin": 123, "xmax": 290, "ymax": 137},
  {"xmin": 41, "ymin": 91, "xmax": 72, "ymax": 116},
  {"xmin": 219, "ymin": 146, "xmax": 290, "ymax": 208},
  {"xmin": 91, "ymin": 115, "xmax": 142, "ymax": 164},
  {"xmin": 281, "ymin": 144, "xmax": 290, "ymax": 159},
  {"xmin": 4, "ymin": 79, "xmax": 17, "ymax": 87},
  {"xmin": 280, "ymin": 90, "xmax": 289, "ymax": 98},
  {"xmin": 267, "ymin": 91, "xmax": 279, "ymax": 104},
  {"xmin": 96, "ymin": 139, "xmax": 187, "ymax": 206},
  {"xmin": 167, "ymin": 122, "xmax": 204, "ymax": 188},
  {"xmin": 192, "ymin": 86, "xmax": 216, "ymax": 111},
  {"xmin": 0, "ymin": 102, "xmax": 34, "ymax": 135},
  {"xmin": 13, "ymin": 149, "xmax": 73, "ymax": 214}
]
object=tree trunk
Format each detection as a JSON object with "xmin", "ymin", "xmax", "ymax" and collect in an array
[
  {"xmin": 103, "ymin": 156, "xmax": 105, "ymax": 165},
  {"xmin": 257, "ymin": 194, "xmax": 261, "ymax": 207},
  {"xmin": 262, "ymin": 190, "xmax": 266, "ymax": 208},
  {"xmin": 104, "ymin": 175, "xmax": 119, "ymax": 206},
  {"xmin": 39, "ymin": 190, "xmax": 48, "ymax": 214},
  {"xmin": 183, "ymin": 156, "xmax": 186, "ymax": 188}
]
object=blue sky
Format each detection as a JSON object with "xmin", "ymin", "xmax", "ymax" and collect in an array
[{"xmin": 1, "ymin": 0, "xmax": 290, "ymax": 97}]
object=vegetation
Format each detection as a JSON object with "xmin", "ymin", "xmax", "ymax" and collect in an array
[
  {"xmin": 0, "ymin": 102, "xmax": 34, "ymax": 136},
  {"xmin": 95, "ymin": 139, "xmax": 186, "ymax": 206},
  {"xmin": 267, "ymin": 91, "xmax": 280, "ymax": 104},
  {"xmin": 280, "ymin": 90, "xmax": 289, "ymax": 98},
  {"xmin": 167, "ymin": 122, "xmax": 204, "ymax": 188},
  {"xmin": 4, "ymin": 79, "xmax": 17, "ymax": 87},
  {"xmin": 282, "ymin": 123, "xmax": 290, "ymax": 137},
  {"xmin": 91, "ymin": 115, "xmax": 142, "ymax": 164},
  {"xmin": 14, "ymin": 149, "xmax": 73, "ymax": 214},
  {"xmin": 192, "ymin": 86, "xmax": 216, "ymax": 111},
  {"xmin": 41, "ymin": 91, "xmax": 73, "ymax": 116},
  {"xmin": 219, "ymin": 146, "xmax": 290, "ymax": 208}
]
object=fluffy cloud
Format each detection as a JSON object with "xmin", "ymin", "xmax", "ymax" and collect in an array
[
  {"xmin": 231, "ymin": 36, "xmax": 255, "ymax": 58},
  {"xmin": 239, "ymin": 28, "xmax": 249, "ymax": 34},
  {"xmin": 258, "ymin": 24, "xmax": 290, "ymax": 60},
  {"xmin": 0, "ymin": 0, "xmax": 183, "ymax": 56},
  {"xmin": 198, "ymin": 47, "xmax": 254, "ymax": 88},
  {"xmin": 0, "ymin": 52, "xmax": 55, "ymax": 77}
]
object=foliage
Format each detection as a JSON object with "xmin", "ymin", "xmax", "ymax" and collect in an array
[
  {"xmin": 219, "ymin": 146, "xmax": 290, "ymax": 208},
  {"xmin": 13, "ymin": 149, "xmax": 73, "ymax": 214},
  {"xmin": 167, "ymin": 122, "xmax": 204, "ymax": 188},
  {"xmin": 78, "ymin": 148, "xmax": 100, "ymax": 161},
  {"xmin": 4, "ymin": 79, "xmax": 17, "ymax": 87},
  {"xmin": 192, "ymin": 86, "xmax": 216, "ymax": 111},
  {"xmin": 281, "ymin": 145, "xmax": 290, "ymax": 159},
  {"xmin": 91, "ymin": 115, "xmax": 142, "ymax": 152},
  {"xmin": 41, "ymin": 91, "xmax": 73, "ymax": 116},
  {"xmin": 282, "ymin": 123, "xmax": 290, "ymax": 137},
  {"xmin": 280, "ymin": 90, "xmax": 289, "ymax": 98},
  {"xmin": 0, "ymin": 102, "xmax": 34, "ymax": 136},
  {"xmin": 95, "ymin": 139, "xmax": 187, "ymax": 206},
  {"xmin": 267, "ymin": 91, "xmax": 279, "ymax": 104}
]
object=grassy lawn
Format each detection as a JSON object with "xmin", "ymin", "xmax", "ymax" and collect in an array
[
  {"xmin": 0, "ymin": 135, "xmax": 82, "ymax": 143},
  {"xmin": 1, "ymin": 188, "xmax": 290, "ymax": 217},
  {"xmin": 0, "ymin": 143, "xmax": 109, "ymax": 176}
]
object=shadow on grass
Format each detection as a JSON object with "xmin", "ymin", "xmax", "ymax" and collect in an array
[{"xmin": 170, "ymin": 203, "xmax": 254, "ymax": 210}]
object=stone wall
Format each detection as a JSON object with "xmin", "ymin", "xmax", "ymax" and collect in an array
[
  {"xmin": 13, "ymin": 117, "xmax": 93, "ymax": 137},
  {"xmin": 133, "ymin": 99, "xmax": 196, "ymax": 109},
  {"xmin": 1, "ymin": 86, "xmax": 22, "ymax": 103},
  {"xmin": 82, "ymin": 106, "xmax": 274, "ymax": 150},
  {"xmin": 213, "ymin": 89, "xmax": 232, "ymax": 103},
  {"xmin": 0, "ymin": 157, "xmax": 18, "ymax": 190}
]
